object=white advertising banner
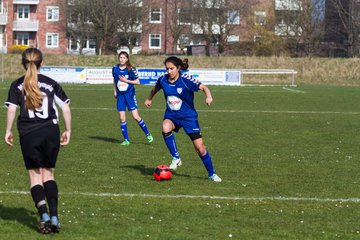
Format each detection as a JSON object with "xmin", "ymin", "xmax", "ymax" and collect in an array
[
  {"xmin": 86, "ymin": 67, "xmax": 113, "ymax": 84},
  {"xmin": 40, "ymin": 66, "xmax": 86, "ymax": 83},
  {"xmin": 189, "ymin": 69, "xmax": 241, "ymax": 85},
  {"xmin": 39, "ymin": 67, "xmax": 241, "ymax": 86}
]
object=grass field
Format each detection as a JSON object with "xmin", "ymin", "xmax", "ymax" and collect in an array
[{"xmin": 0, "ymin": 82, "xmax": 360, "ymax": 239}]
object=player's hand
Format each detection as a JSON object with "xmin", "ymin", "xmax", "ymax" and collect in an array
[
  {"xmin": 145, "ymin": 99, "xmax": 152, "ymax": 108},
  {"xmin": 119, "ymin": 75, "xmax": 127, "ymax": 82},
  {"xmin": 205, "ymin": 96, "xmax": 213, "ymax": 106},
  {"xmin": 5, "ymin": 131, "xmax": 14, "ymax": 147},
  {"xmin": 60, "ymin": 130, "xmax": 71, "ymax": 146}
]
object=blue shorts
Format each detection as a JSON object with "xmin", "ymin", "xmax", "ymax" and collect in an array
[
  {"xmin": 165, "ymin": 116, "xmax": 201, "ymax": 134},
  {"xmin": 116, "ymin": 91, "xmax": 138, "ymax": 111}
]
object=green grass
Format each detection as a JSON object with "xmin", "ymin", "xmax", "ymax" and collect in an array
[{"xmin": 1, "ymin": 83, "xmax": 360, "ymax": 239}]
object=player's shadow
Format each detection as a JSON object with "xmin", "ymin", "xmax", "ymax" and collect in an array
[
  {"xmin": 121, "ymin": 165, "xmax": 191, "ymax": 178},
  {"xmin": 88, "ymin": 136, "xmax": 119, "ymax": 143},
  {"xmin": 0, "ymin": 204, "xmax": 38, "ymax": 231}
]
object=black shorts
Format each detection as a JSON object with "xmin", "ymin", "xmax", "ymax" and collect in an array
[{"xmin": 20, "ymin": 124, "xmax": 60, "ymax": 170}]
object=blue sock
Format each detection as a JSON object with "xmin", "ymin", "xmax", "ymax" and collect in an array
[
  {"xmin": 137, "ymin": 119, "xmax": 150, "ymax": 135},
  {"xmin": 200, "ymin": 151, "xmax": 215, "ymax": 177},
  {"xmin": 120, "ymin": 122, "xmax": 129, "ymax": 141},
  {"xmin": 163, "ymin": 133, "xmax": 180, "ymax": 159}
]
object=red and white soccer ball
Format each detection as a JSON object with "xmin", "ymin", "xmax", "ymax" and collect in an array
[{"xmin": 153, "ymin": 165, "xmax": 172, "ymax": 181}]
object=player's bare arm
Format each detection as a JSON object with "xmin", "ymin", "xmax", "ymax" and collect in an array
[
  {"xmin": 199, "ymin": 84, "xmax": 213, "ymax": 106},
  {"xmin": 5, "ymin": 104, "xmax": 16, "ymax": 147},
  {"xmin": 145, "ymin": 86, "xmax": 160, "ymax": 107}
]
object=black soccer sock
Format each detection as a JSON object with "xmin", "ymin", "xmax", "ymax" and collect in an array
[
  {"xmin": 44, "ymin": 180, "xmax": 58, "ymax": 217},
  {"xmin": 30, "ymin": 184, "xmax": 48, "ymax": 217}
]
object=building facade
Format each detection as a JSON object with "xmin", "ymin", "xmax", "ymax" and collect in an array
[
  {"xmin": 2, "ymin": 0, "xmax": 356, "ymax": 56},
  {"xmin": 0, "ymin": 0, "xmax": 67, "ymax": 54}
]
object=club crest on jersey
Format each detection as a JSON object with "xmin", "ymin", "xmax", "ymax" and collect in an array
[{"xmin": 177, "ymin": 88, "xmax": 183, "ymax": 94}]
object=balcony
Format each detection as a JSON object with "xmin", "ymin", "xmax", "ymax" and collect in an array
[
  {"xmin": 13, "ymin": 20, "xmax": 39, "ymax": 31},
  {"xmin": 13, "ymin": 0, "xmax": 39, "ymax": 4}
]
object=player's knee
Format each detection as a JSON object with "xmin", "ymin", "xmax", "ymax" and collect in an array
[
  {"xmin": 197, "ymin": 147, "xmax": 207, "ymax": 156},
  {"xmin": 162, "ymin": 131, "xmax": 172, "ymax": 137}
]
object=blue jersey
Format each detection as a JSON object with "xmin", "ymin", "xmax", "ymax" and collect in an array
[
  {"xmin": 155, "ymin": 73, "xmax": 201, "ymax": 119},
  {"xmin": 112, "ymin": 64, "xmax": 138, "ymax": 94}
]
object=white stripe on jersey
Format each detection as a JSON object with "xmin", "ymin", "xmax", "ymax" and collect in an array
[{"xmin": 181, "ymin": 73, "xmax": 201, "ymax": 85}]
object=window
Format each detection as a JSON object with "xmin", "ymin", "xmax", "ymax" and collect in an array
[
  {"xmin": 16, "ymin": 32, "xmax": 29, "ymax": 45},
  {"xmin": 18, "ymin": 5, "xmax": 30, "ymax": 20},
  {"xmin": 227, "ymin": 35, "xmax": 239, "ymax": 42},
  {"xmin": 228, "ymin": 10, "xmax": 240, "ymax": 25},
  {"xmin": 177, "ymin": 34, "xmax": 191, "ymax": 50},
  {"xmin": 254, "ymin": 11, "xmax": 266, "ymax": 25},
  {"xmin": 46, "ymin": 33, "xmax": 59, "ymax": 48},
  {"xmin": 149, "ymin": 34, "xmax": 161, "ymax": 49},
  {"xmin": 149, "ymin": 8, "xmax": 161, "ymax": 23},
  {"xmin": 47, "ymin": 6, "xmax": 59, "ymax": 21},
  {"xmin": 178, "ymin": 9, "xmax": 191, "ymax": 25},
  {"xmin": 70, "ymin": 38, "xmax": 78, "ymax": 50}
]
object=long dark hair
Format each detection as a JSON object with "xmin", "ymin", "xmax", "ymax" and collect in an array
[
  {"xmin": 21, "ymin": 48, "xmax": 43, "ymax": 110},
  {"xmin": 164, "ymin": 56, "xmax": 189, "ymax": 70},
  {"xmin": 118, "ymin": 51, "xmax": 135, "ymax": 72}
]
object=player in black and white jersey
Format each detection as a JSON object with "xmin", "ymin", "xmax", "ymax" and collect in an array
[{"xmin": 4, "ymin": 48, "xmax": 71, "ymax": 234}]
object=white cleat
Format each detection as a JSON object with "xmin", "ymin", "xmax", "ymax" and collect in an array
[
  {"xmin": 209, "ymin": 173, "xmax": 222, "ymax": 182},
  {"xmin": 169, "ymin": 158, "xmax": 182, "ymax": 170}
]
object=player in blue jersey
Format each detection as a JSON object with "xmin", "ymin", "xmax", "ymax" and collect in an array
[
  {"xmin": 112, "ymin": 51, "xmax": 153, "ymax": 145},
  {"xmin": 4, "ymin": 48, "xmax": 71, "ymax": 233},
  {"xmin": 145, "ymin": 56, "xmax": 221, "ymax": 182}
]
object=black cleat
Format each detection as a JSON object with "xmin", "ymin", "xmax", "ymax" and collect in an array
[
  {"xmin": 50, "ymin": 216, "xmax": 61, "ymax": 233},
  {"xmin": 38, "ymin": 220, "xmax": 52, "ymax": 234}
]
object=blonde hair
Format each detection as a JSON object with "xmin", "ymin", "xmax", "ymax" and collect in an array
[{"xmin": 21, "ymin": 48, "xmax": 43, "ymax": 110}]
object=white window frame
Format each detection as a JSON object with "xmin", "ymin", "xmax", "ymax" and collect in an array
[
  {"xmin": 149, "ymin": 34, "xmax": 161, "ymax": 49},
  {"xmin": 46, "ymin": 33, "xmax": 59, "ymax": 48},
  {"xmin": 227, "ymin": 35, "xmax": 239, "ymax": 42},
  {"xmin": 46, "ymin": 6, "xmax": 59, "ymax": 22},
  {"xmin": 16, "ymin": 32, "xmax": 29, "ymax": 45},
  {"xmin": 254, "ymin": 11, "xmax": 266, "ymax": 26},
  {"xmin": 149, "ymin": 8, "xmax": 161, "ymax": 23},
  {"xmin": 228, "ymin": 10, "xmax": 240, "ymax": 25},
  {"xmin": 18, "ymin": 5, "xmax": 30, "ymax": 20}
]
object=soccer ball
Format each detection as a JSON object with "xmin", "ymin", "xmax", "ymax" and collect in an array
[{"xmin": 153, "ymin": 165, "xmax": 172, "ymax": 181}]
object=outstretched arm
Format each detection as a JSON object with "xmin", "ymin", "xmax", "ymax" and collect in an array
[
  {"xmin": 145, "ymin": 86, "xmax": 160, "ymax": 108},
  {"xmin": 199, "ymin": 84, "xmax": 213, "ymax": 106}
]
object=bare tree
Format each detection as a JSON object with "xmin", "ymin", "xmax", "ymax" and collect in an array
[
  {"xmin": 167, "ymin": 0, "xmax": 192, "ymax": 53},
  {"xmin": 116, "ymin": 0, "xmax": 143, "ymax": 54},
  {"xmin": 246, "ymin": 1, "xmax": 287, "ymax": 56},
  {"xmin": 67, "ymin": 0, "xmax": 93, "ymax": 54},
  {"xmin": 190, "ymin": 0, "xmax": 254, "ymax": 56},
  {"xmin": 328, "ymin": 0, "xmax": 360, "ymax": 57},
  {"xmin": 274, "ymin": 0, "xmax": 326, "ymax": 57},
  {"xmin": 86, "ymin": 0, "xmax": 122, "ymax": 54}
]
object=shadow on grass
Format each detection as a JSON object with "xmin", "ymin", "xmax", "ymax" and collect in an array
[
  {"xmin": 88, "ymin": 136, "xmax": 152, "ymax": 146},
  {"xmin": 0, "ymin": 204, "xmax": 38, "ymax": 231},
  {"xmin": 120, "ymin": 164, "xmax": 192, "ymax": 178},
  {"xmin": 88, "ymin": 136, "xmax": 119, "ymax": 143}
]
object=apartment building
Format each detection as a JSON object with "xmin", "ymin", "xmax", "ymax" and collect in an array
[
  {"xmin": 1, "ymin": 0, "xmax": 341, "ymax": 56},
  {"xmin": 0, "ymin": 0, "xmax": 67, "ymax": 54}
]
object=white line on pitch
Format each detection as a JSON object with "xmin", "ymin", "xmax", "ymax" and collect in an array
[
  {"xmin": 282, "ymin": 87, "xmax": 306, "ymax": 93},
  {"xmin": 1, "ymin": 191, "xmax": 360, "ymax": 203},
  {"xmin": 71, "ymin": 107, "xmax": 360, "ymax": 115}
]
